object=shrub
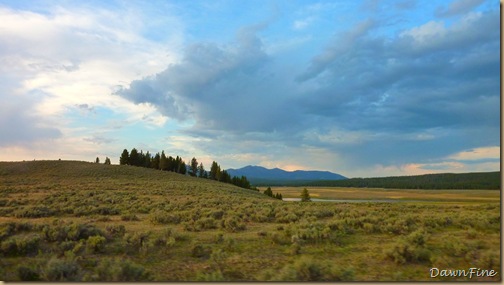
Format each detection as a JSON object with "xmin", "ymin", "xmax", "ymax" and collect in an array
[
  {"xmin": 94, "ymin": 207, "xmax": 120, "ymax": 215},
  {"xmin": 121, "ymin": 214, "xmax": 139, "ymax": 221},
  {"xmin": 124, "ymin": 231, "xmax": 150, "ymax": 251},
  {"xmin": 106, "ymin": 225, "xmax": 126, "ymax": 237},
  {"xmin": 86, "ymin": 235, "xmax": 106, "ymax": 253},
  {"xmin": 210, "ymin": 210, "xmax": 224, "ymax": 220},
  {"xmin": 14, "ymin": 206, "xmax": 55, "ymax": 218},
  {"xmin": 0, "ymin": 234, "xmax": 41, "ymax": 256},
  {"xmin": 385, "ymin": 240, "xmax": 431, "ymax": 264},
  {"xmin": 194, "ymin": 270, "xmax": 225, "ymax": 281},
  {"xmin": 222, "ymin": 217, "xmax": 246, "ymax": 232},
  {"xmin": 41, "ymin": 258, "xmax": 82, "ymax": 281},
  {"xmin": 191, "ymin": 244, "xmax": 212, "ymax": 259},
  {"xmin": 266, "ymin": 256, "xmax": 354, "ymax": 281},
  {"xmin": 196, "ymin": 217, "xmax": 218, "ymax": 230},
  {"xmin": 149, "ymin": 211, "xmax": 181, "ymax": 225},
  {"xmin": 91, "ymin": 258, "xmax": 152, "ymax": 281},
  {"xmin": 18, "ymin": 266, "xmax": 41, "ymax": 281}
]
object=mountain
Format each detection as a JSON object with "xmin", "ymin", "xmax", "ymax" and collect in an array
[{"xmin": 227, "ymin": 165, "xmax": 347, "ymax": 185}]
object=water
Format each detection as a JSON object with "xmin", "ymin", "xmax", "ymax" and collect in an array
[{"xmin": 282, "ymin": 198, "xmax": 427, "ymax": 203}]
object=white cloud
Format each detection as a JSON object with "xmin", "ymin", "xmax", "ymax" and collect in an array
[
  {"xmin": 0, "ymin": 4, "xmax": 183, "ymax": 155},
  {"xmin": 400, "ymin": 20, "xmax": 446, "ymax": 44},
  {"xmin": 448, "ymin": 146, "xmax": 500, "ymax": 161},
  {"xmin": 293, "ymin": 17, "xmax": 314, "ymax": 30}
]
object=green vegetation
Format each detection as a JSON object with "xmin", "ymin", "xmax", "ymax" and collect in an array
[
  {"xmin": 0, "ymin": 160, "xmax": 500, "ymax": 281},
  {"xmin": 118, "ymin": 148, "xmax": 253, "ymax": 190},
  {"xmin": 300, "ymin": 188, "xmax": 311, "ymax": 202},
  {"xmin": 306, "ymin": 172, "xmax": 501, "ymax": 189},
  {"xmin": 252, "ymin": 172, "xmax": 500, "ymax": 189}
]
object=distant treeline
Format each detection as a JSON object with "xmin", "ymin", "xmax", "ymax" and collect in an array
[
  {"xmin": 118, "ymin": 148, "xmax": 253, "ymax": 190},
  {"xmin": 304, "ymin": 171, "xmax": 501, "ymax": 190}
]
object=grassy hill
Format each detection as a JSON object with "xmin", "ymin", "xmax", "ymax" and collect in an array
[{"xmin": 0, "ymin": 161, "xmax": 500, "ymax": 281}]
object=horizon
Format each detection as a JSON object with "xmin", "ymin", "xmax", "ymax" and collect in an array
[
  {"xmin": 0, "ymin": 0, "xmax": 500, "ymax": 178},
  {"xmin": 1, "ymin": 159, "xmax": 499, "ymax": 180}
]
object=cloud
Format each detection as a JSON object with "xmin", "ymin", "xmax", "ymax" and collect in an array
[
  {"xmin": 448, "ymin": 146, "xmax": 500, "ymax": 161},
  {"xmin": 395, "ymin": 0, "xmax": 417, "ymax": 10},
  {"xmin": 83, "ymin": 135, "xmax": 116, "ymax": 145},
  {"xmin": 435, "ymin": 0, "xmax": 485, "ymax": 17},
  {"xmin": 116, "ymin": 20, "xmax": 307, "ymax": 135},
  {"xmin": 114, "ymin": 4, "xmax": 499, "ymax": 175},
  {"xmin": 0, "ymin": 4, "xmax": 181, "ymax": 151},
  {"xmin": 0, "ymin": 94, "xmax": 62, "ymax": 147}
]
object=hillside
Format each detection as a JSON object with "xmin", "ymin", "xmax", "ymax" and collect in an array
[
  {"xmin": 0, "ymin": 160, "xmax": 500, "ymax": 281},
  {"xmin": 227, "ymin": 165, "xmax": 346, "ymax": 185},
  {"xmin": 0, "ymin": 160, "xmax": 267, "ymax": 201},
  {"xmin": 304, "ymin": 171, "xmax": 501, "ymax": 189}
]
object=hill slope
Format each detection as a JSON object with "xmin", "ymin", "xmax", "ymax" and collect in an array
[
  {"xmin": 305, "ymin": 171, "xmax": 501, "ymax": 189},
  {"xmin": 0, "ymin": 160, "xmax": 269, "ymax": 202},
  {"xmin": 227, "ymin": 165, "xmax": 346, "ymax": 185},
  {"xmin": 0, "ymin": 160, "xmax": 499, "ymax": 282}
]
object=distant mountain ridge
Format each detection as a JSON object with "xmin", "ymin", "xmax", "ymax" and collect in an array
[{"xmin": 226, "ymin": 165, "xmax": 347, "ymax": 184}]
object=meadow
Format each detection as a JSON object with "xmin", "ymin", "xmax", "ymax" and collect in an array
[{"xmin": 0, "ymin": 161, "xmax": 500, "ymax": 281}]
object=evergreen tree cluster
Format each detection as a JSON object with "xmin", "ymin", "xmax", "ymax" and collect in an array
[
  {"xmin": 263, "ymin": 187, "xmax": 283, "ymax": 200},
  {"xmin": 118, "ymin": 148, "xmax": 253, "ymax": 190},
  {"xmin": 306, "ymin": 171, "xmax": 501, "ymax": 190},
  {"xmin": 95, "ymin": 157, "xmax": 111, "ymax": 165}
]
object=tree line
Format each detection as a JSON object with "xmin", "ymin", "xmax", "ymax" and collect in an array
[
  {"xmin": 304, "ymin": 171, "xmax": 501, "ymax": 190},
  {"xmin": 117, "ymin": 148, "xmax": 253, "ymax": 190}
]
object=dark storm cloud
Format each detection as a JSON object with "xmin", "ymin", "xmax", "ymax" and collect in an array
[
  {"xmin": 298, "ymin": 8, "xmax": 499, "ymax": 134},
  {"xmin": 116, "ymin": 4, "xmax": 499, "ymax": 168},
  {"xmin": 116, "ymin": 22, "xmax": 304, "ymax": 134}
]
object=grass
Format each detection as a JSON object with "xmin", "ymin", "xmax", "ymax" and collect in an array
[
  {"xmin": 262, "ymin": 186, "xmax": 500, "ymax": 202},
  {"xmin": 0, "ymin": 160, "xmax": 500, "ymax": 281}
]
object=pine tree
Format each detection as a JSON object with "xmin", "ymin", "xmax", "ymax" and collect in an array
[
  {"xmin": 190, "ymin": 157, "xmax": 198, "ymax": 177},
  {"xmin": 130, "ymin": 148, "xmax": 139, "ymax": 166},
  {"xmin": 179, "ymin": 161, "xmax": 187, "ymax": 175},
  {"xmin": 300, "ymin": 188, "xmax": 311, "ymax": 202},
  {"xmin": 152, "ymin": 152, "xmax": 160, "ymax": 169},
  {"xmin": 198, "ymin": 162, "xmax": 205, "ymax": 178},
  {"xmin": 144, "ymin": 151, "xmax": 151, "ymax": 168},
  {"xmin": 104, "ymin": 157, "xmax": 111, "ymax": 165},
  {"xmin": 159, "ymin": 151, "xmax": 168, "ymax": 171},
  {"xmin": 210, "ymin": 161, "xmax": 220, "ymax": 181},
  {"xmin": 95, "ymin": 157, "xmax": 100, "ymax": 163},
  {"xmin": 264, "ymin": 187, "xmax": 273, "ymax": 197},
  {"xmin": 119, "ymin": 149, "xmax": 129, "ymax": 165}
]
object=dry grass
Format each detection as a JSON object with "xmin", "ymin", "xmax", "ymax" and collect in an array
[
  {"xmin": 0, "ymin": 161, "xmax": 500, "ymax": 281},
  {"xmin": 262, "ymin": 186, "xmax": 500, "ymax": 202}
]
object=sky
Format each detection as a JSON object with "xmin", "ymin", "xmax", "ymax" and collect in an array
[{"xmin": 0, "ymin": 0, "xmax": 500, "ymax": 178}]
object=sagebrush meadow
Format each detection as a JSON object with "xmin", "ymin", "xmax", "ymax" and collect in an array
[{"xmin": 0, "ymin": 160, "xmax": 500, "ymax": 281}]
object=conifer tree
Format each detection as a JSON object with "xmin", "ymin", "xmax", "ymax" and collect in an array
[
  {"xmin": 130, "ymin": 148, "xmax": 139, "ymax": 166},
  {"xmin": 190, "ymin": 157, "xmax": 198, "ymax": 177},
  {"xmin": 179, "ymin": 161, "xmax": 187, "ymax": 175},
  {"xmin": 159, "ymin": 151, "xmax": 168, "ymax": 171},
  {"xmin": 144, "ymin": 151, "xmax": 151, "ymax": 168},
  {"xmin": 95, "ymin": 157, "xmax": 100, "ymax": 163},
  {"xmin": 152, "ymin": 152, "xmax": 160, "ymax": 169},
  {"xmin": 198, "ymin": 162, "xmax": 205, "ymax": 178},
  {"xmin": 210, "ymin": 161, "xmax": 220, "ymax": 180},
  {"xmin": 120, "ymin": 149, "xmax": 129, "ymax": 165},
  {"xmin": 301, "ymin": 188, "xmax": 311, "ymax": 202},
  {"xmin": 104, "ymin": 157, "xmax": 111, "ymax": 165}
]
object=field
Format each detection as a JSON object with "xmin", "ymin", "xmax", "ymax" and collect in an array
[
  {"xmin": 0, "ymin": 161, "xmax": 500, "ymax": 281},
  {"xmin": 262, "ymin": 186, "xmax": 500, "ymax": 202}
]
